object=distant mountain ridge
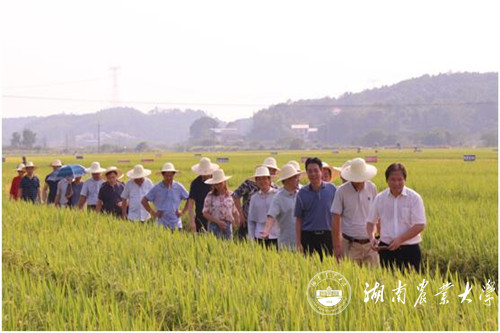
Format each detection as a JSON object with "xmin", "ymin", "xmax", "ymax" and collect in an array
[{"xmin": 3, "ymin": 72, "xmax": 497, "ymax": 149}]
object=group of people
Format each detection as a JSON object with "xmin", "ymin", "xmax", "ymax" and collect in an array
[{"xmin": 9, "ymin": 155, "xmax": 427, "ymax": 272}]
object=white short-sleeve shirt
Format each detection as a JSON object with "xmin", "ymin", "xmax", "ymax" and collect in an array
[
  {"xmin": 121, "ymin": 178, "xmax": 154, "ymax": 221},
  {"xmin": 367, "ymin": 186, "xmax": 426, "ymax": 245},
  {"xmin": 331, "ymin": 181, "xmax": 377, "ymax": 239},
  {"xmin": 80, "ymin": 178, "xmax": 105, "ymax": 205}
]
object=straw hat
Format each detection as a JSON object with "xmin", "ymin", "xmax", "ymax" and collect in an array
[
  {"xmin": 25, "ymin": 161, "xmax": 37, "ymax": 169},
  {"xmin": 258, "ymin": 157, "xmax": 280, "ymax": 171},
  {"xmin": 86, "ymin": 161, "xmax": 106, "ymax": 174},
  {"xmin": 277, "ymin": 164, "xmax": 305, "ymax": 183},
  {"xmin": 103, "ymin": 166, "xmax": 124, "ymax": 180},
  {"xmin": 50, "ymin": 159, "xmax": 63, "ymax": 167},
  {"xmin": 334, "ymin": 160, "xmax": 352, "ymax": 173},
  {"xmin": 126, "ymin": 164, "xmax": 151, "ymax": 179},
  {"xmin": 322, "ymin": 162, "xmax": 341, "ymax": 181},
  {"xmin": 16, "ymin": 163, "xmax": 26, "ymax": 171},
  {"xmin": 341, "ymin": 158, "xmax": 377, "ymax": 182},
  {"xmin": 204, "ymin": 169, "xmax": 232, "ymax": 185},
  {"xmin": 286, "ymin": 160, "xmax": 301, "ymax": 171},
  {"xmin": 191, "ymin": 157, "xmax": 219, "ymax": 176},
  {"xmin": 160, "ymin": 162, "xmax": 180, "ymax": 173},
  {"xmin": 247, "ymin": 166, "xmax": 272, "ymax": 182}
]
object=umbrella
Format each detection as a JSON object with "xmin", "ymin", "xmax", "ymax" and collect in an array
[{"xmin": 47, "ymin": 164, "xmax": 87, "ymax": 181}]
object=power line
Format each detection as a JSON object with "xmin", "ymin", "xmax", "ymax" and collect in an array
[
  {"xmin": 1, "ymin": 93, "xmax": 496, "ymax": 108},
  {"xmin": 3, "ymin": 77, "xmax": 107, "ymax": 90}
]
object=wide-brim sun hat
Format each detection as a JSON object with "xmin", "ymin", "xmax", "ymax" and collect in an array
[
  {"xmin": 103, "ymin": 166, "xmax": 124, "ymax": 180},
  {"xmin": 49, "ymin": 159, "xmax": 63, "ymax": 167},
  {"xmin": 126, "ymin": 164, "xmax": 151, "ymax": 179},
  {"xmin": 322, "ymin": 162, "xmax": 341, "ymax": 181},
  {"xmin": 277, "ymin": 164, "xmax": 306, "ymax": 183},
  {"xmin": 341, "ymin": 158, "xmax": 377, "ymax": 182},
  {"xmin": 204, "ymin": 169, "xmax": 232, "ymax": 185},
  {"xmin": 191, "ymin": 157, "xmax": 219, "ymax": 176},
  {"xmin": 257, "ymin": 157, "xmax": 281, "ymax": 171},
  {"xmin": 24, "ymin": 161, "xmax": 37, "ymax": 169},
  {"xmin": 247, "ymin": 166, "xmax": 273, "ymax": 182},
  {"xmin": 16, "ymin": 163, "xmax": 26, "ymax": 171},
  {"xmin": 286, "ymin": 160, "xmax": 301, "ymax": 171},
  {"xmin": 334, "ymin": 160, "xmax": 352, "ymax": 173},
  {"xmin": 159, "ymin": 162, "xmax": 180, "ymax": 174},
  {"xmin": 86, "ymin": 161, "xmax": 106, "ymax": 174}
]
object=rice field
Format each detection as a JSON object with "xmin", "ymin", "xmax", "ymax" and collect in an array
[{"xmin": 2, "ymin": 148, "xmax": 498, "ymax": 330}]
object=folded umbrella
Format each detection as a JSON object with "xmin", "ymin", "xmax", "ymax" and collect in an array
[{"xmin": 47, "ymin": 164, "xmax": 87, "ymax": 181}]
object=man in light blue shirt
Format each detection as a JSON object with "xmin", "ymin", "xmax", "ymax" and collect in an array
[{"xmin": 142, "ymin": 163, "xmax": 189, "ymax": 230}]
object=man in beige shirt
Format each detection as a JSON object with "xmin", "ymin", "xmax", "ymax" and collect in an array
[{"xmin": 331, "ymin": 158, "xmax": 379, "ymax": 266}]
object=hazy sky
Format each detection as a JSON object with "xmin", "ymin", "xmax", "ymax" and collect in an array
[{"xmin": 2, "ymin": 0, "xmax": 499, "ymax": 121}]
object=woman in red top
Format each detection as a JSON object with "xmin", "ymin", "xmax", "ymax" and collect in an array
[{"xmin": 10, "ymin": 163, "xmax": 26, "ymax": 200}]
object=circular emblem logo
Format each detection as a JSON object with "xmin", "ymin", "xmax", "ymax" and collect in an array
[{"xmin": 307, "ymin": 270, "xmax": 351, "ymax": 315}]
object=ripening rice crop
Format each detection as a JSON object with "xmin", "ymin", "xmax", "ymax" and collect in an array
[{"xmin": 2, "ymin": 149, "xmax": 498, "ymax": 330}]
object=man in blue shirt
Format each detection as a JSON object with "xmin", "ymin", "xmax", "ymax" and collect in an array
[
  {"xmin": 142, "ymin": 162, "xmax": 189, "ymax": 230},
  {"xmin": 19, "ymin": 161, "xmax": 41, "ymax": 203},
  {"xmin": 294, "ymin": 157, "xmax": 336, "ymax": 261}
]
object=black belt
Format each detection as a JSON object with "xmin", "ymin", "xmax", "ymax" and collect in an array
[{"xmin": 343, "ymin": 233, "xmax": 370, "ymax": 244}]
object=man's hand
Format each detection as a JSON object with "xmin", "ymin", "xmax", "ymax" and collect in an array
[
  {"xmin": 152, "ymin": 210, "xmax": 163, "ymax": 218},
  {"xmin": 175, "ymin": 210, "xmax": 183, "ymax": 217},
  {"xmin": 370, "ymin": 237, "xmax": 379, "ymax": 252},
  {"xmin": 259, "ymin": 229, "xmax": 270, "ymax": 239},
  {"xmin": 334, "ymin": 243, "xmax": 343, "ymax": 262},
  {"xmin": 387, "ymin": 237, "xmax": 403, "ymax": 251},
  {"xmin": 297, "ymin": 243, "xmax": 304, "ymax": 254},
  {"xmin": 190, "ymin": 221, "xmax": 196, "ymax": 232}
]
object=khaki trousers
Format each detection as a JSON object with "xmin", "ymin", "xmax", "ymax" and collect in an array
[{"xmin": 342, "ymin": 238, "xmax": 380, "ymax": 267}]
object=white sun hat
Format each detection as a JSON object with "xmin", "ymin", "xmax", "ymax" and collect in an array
[
  {"xmin": 160, "ymin": 162, "xmax": 180, "ymax": 173},
  {"xmin": 258, "ymin": 157, "xmax": 280, "ymax": 171},
  {"xmin": 286, "ymin": 160, "xmax": 301, "ymax": 171},
  {"xmin": 341, "ymin": 158, "xmax": 377, "ymax": 182},
  {"xmin": 86, "ymin": 161, "xmax": 106, "ymax": 174},
  {"xmin": 247, "ymin": 166, "xmax": 272, "ymax": 182},
  {"xmin": 322, "ymin": 162, "xmax": 341, "ymax": 181},
  {"xmin": 334, "ymin": 160, "xmax": 352, "ymax": 173},
  {"xmin": 103, "ymin": 166, "xmax": 124, "ymax": 180},
  {"xmin": 204, "ymin": 169, "xmax": 232, "ymax": 185},
  {"xmin": 191, "ymin": 157, "xmax": 220, "ymax": 176},
  {"xmin": 277, "ymin": 164, "xmax": 305, "ymax": 183},
  {"xmin": 25, "ymin": 161, "xmax": 37, "ymax": 169},
  {"xmin": 126, "ymin": 164, "xmax": 151, "ymax": 179},
  {"xmin": 16, "ymin": 163, "xmax": 26, "ymax": 171},
  {"xmin": 50, "ymin": 159, "xmax": 63, "ymax": 167}
]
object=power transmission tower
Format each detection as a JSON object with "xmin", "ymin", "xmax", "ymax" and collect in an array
[{"xmin": 109, "ymin": 66, "xmax": 120, "ymax": 108}]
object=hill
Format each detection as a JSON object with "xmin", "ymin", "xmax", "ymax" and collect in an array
[
  {"xmin": 2, "ymin": 107, "xmax": 208, "ymax": 149},
  {"xmin": 248, "ymin": 72, "xmax": 498, "ymax": 147}
]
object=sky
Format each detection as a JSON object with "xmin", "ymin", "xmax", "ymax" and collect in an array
[{"xmin": 1, "ymin": 0, "xmax": 499, "ymax": 121}]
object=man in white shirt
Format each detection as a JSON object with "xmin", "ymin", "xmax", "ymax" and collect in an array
[
  {"xmin": 331, "ymin": 158, "xmax": 379, "ymax": 266},
  {"xmin": 121, "ymin": 165, "xmax": 154, "ymax": 222},
  {"xmin": 78, "ymin": 162, "xmax": 106, "ymax": 211},
  {"xmin": 366, "ymin": 163, "xmax": 426, "ymax": 272},
  {"xmin": 54, "ymin": 177, "xmax": 72, "ymax": 207}
]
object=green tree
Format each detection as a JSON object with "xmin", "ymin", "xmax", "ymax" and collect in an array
[
  {"xmin": 135, "ymin": 141, "xmax": 149, "ymax": 152},
  {"xmin": 189, "ymin": 117, "xmax": 218, "ymax": 141},
  {"xmin": 21, "ymin": 129, "xmax": 37, "ymax": 149},
  {"xmin": 10, "ymin": 132, "xmax": 21, "ymax": 148}
]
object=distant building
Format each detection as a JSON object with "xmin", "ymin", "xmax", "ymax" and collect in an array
[{"xmin": 291, "ymin": 124, "xmax": 318, "ymax": 141}]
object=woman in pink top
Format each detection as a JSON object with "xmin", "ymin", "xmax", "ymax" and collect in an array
[{"xmin": 203, "ymin": 169, "xmax": 240, "ymax": 239}]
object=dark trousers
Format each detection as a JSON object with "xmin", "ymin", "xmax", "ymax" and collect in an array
[
  {"xmin": 256, "ymin": 238, "xmax": 278, "ymax": 251},
  {"xmin": 301, "ymin": 230, "xmax": 333, "ymax": 261},
  {"xmin": 235, "ymin": 224, "xmax": 248, "ymax": 241},
  {"xmin": 195, "ymin": 216, "xmax": 208, "ymax": 233},
  {"xmin": 379, "ymin": 242, "xmax": 422, "ymax": 273}
]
